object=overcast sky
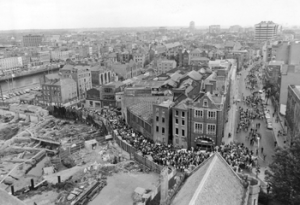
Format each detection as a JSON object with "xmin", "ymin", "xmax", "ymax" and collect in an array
[{"xmin": 1, "ymin": 0, "xmax": 299, "ymax": 30}]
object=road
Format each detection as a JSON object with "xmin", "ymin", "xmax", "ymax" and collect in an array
[{"xmin": 224, "ymin": 62, "xmax": 276, "ymax": 185}]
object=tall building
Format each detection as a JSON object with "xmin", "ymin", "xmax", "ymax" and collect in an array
[
  {"xmin": 255, "ymin": 21, "xmax": 280, "ymax": 42},
  {"xmin": 209, "ymin": 25, "xmax": 221, "ymax": 34},
  {"xmin": 23, "ymin": 34, "xmax": 43, "ymax": 47},
  {"xmin": 189, "ymin": 21, "xmax": 195, "ymax": 31}
]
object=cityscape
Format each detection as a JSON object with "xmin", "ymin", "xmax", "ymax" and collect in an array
[{"xmin": 0, "ymin": 1, "xmax": 300, "ymax": 205}]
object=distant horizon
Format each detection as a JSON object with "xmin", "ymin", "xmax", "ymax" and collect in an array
[{"xmin": 1, "ymin": 0, "xmax": 299, "ymax": 31}]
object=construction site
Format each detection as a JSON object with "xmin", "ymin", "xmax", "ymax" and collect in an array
[{"xmin": 0, "ymin": 105, "xmax": 160, "ymax": 205}]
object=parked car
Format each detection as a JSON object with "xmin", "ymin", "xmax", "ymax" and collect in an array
[
  {"xmin": 265, "ymin": 113, "xmax": 271, "ymax": 119},
  {"xmin": 267, "ymin": 122, "xmax": 273, "ymax": 129}
]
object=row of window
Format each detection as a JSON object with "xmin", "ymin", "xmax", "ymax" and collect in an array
[
  {"xmin": 195, "ymin": 110, "xmax": 217, "ymax": 119},
  {"xmin": 194, "ymin": 122, "xmax": 216, "ymax": 134}
]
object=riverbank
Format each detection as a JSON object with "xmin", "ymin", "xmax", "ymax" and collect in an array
[{"xmin": 0, "ymin": 67, "xmax": 60, "ymax": 82}]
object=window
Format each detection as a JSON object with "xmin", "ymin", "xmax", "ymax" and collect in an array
[
  {"xmin": 175, "ymin": 128, "xmax": 179, "ymax": 135},
  {"xmin": 203, "ymin": 99, "xmax": 208, "ymax": 107},
  {"xmin": 207, "ymin": 111, "xmax": 217, "ymax": 119},
  {"xmin": 182, "ymin": 111, "xmax": 185, "ymax": 118},
  {"xmin": 207, "ymin": 124, "xmax": 216, "ymax": 134},
  {"xmin": 162, "ymin": 127, "xmax": 165, "ymax": 134},
  {"xmin": 195, "ymin": 109, "xmax": 203, "ymax": 118},
  {"xmin": 175, "ymin": 118, "xmax": 178, "ymax": 124},
  {"xmin": 162, "ymin": 117, "xmax": 165, "ymax": 123},
  {"xmin": 156, "ymin": 116, "xmax": 159, "ymax": 122},
  {"xmin": 182, "ymin": 129, "xmax": 185, "ymax": 136},
  {"xmin": 89, "ymin": 101, "xmax": 93, "ymax": 106},
  {"xmin": 182, "ymin": 120, "xmax": 185, "ymax": 125},
  {"xmin": 175, "ymin": 110, "xmax": 179, "ymax": 116},
  {"xmin": 176, "ymin": 138, "xmax": 179, "ymax": 144},
  {"xmin": 156, "ymin": 126, "xmax": 159, "ymax": 132},
  {"xmin": 194, "ymin": 123, "xmax": 203, "ymax": 133}
]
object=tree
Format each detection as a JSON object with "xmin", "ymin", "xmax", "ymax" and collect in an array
[{"xmin": 265, "ymin": 138, "xmax": 300, "ymax": 205}]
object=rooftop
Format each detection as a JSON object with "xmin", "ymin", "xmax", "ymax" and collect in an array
[
  {"xmin": 172, "ymin": 153, "xmax": 246, "ymax": 205},
  {"xmin": 128, "ymin": 103, "xmax": 153, "ymax": 123}
]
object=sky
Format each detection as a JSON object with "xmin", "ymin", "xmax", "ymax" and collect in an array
[{"xmin": 1, "ymin": 0, "xmax": 299, "ymax": 30}]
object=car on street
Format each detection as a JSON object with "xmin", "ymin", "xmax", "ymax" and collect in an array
[
  {"xmin": 267, "ymin": 122, "xmax": 273, "ymax": 129},
  {"xmin": 265, "ymin": 113, "xmax": 271, "ymax": 119}
]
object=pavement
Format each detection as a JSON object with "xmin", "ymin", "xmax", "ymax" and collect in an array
[{"xmin": 223, "ymin": 62, "xmax": 288, "ymax": 185}]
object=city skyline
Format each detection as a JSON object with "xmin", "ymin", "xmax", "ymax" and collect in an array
[{"xmin": 1, "ymin": 0, "xmax": 300, "ymax": 31}]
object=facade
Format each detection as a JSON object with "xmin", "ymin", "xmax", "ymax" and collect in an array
[
  {"xmin": 85, "ymin": 88, "xmax": 101, "ymax": 109},
  {"xmin": 0, "ymin": 57, "xmax": 23, "ymax": 73},
  {"xmin": 101, "ymin": 81, "xmax": 125, "ymax": 108},
  {"xmin": 178, "ymin": 49, "xmax": 189, "ymax": 67},
  {"xmin": 153, "ymin": 100, "xmax": 173, "ymax": 145},
  {"xmin": 90, "ymin": 65, "xmax": 113, "ymax": 86},
  {"xmin": 37, "ymin": 51, "xmax": 51, "ymax": 64},
  {"xmin": 279, "ymin": 65, "xmax": 300, "ymax": 108},
  {"xmin": 126, "ymin": 60, "xmax": 141, "ymax": 79},
  {"xmin": 133, "ymin": 52, "xmax": 146, "ymax": 68},
  {"xmin": 209, "ymin": 25, "xmax": 221, "ymax": 34},
  {"xmin": 229, "ymin": 25, "xmax": 243, "ymax": 33},
  {"xmin": 255, "ymin": 21, "xmax": 280, "ymax": 42},
  {"xmin": 60, "ymin": 65, "xmax": 92, "ymax": 99},
  {"xmin": 156, "ymin": 59, "xmax": 177, "ymax": 75},
  {"xmin": 51, "ymin": 50, "xmax": 73, "ymax": 61},
  {"xmin": 286, "ymin": 85, "xmax": 300, "ymax": 146},
  {"xmin": 41, "ymin": 76, "xmax": 77, "ymax": 106},
  {"xmin": 23, "ymin": 34, "xmax": 43, "ymax": 47},
  {"xmin": 189, "ymin": 48, "xmax": 209, "ymax": 66}
]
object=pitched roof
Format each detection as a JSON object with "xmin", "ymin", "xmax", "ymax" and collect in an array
[
  {"xmin": 0, "ymin": 188, "xmax": 27, "ymax": 205},
  {"xmin": 128, "ymin": 103, "xmax": 153, "ymax": 123},
  {"xmin": 172, "ymin": 153, "xmax": 246, "ymax": 205},
  {"xmin": 187, "ymin": 70, "xmax": 202, "ymax": 81},
  {"xmin": 61, "ymin": 64, "xmax": 73, "ymax": 71}
]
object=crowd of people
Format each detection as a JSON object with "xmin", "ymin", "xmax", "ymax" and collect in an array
[
  {"xmin": 100, "ymin": 109, "xmax": 211, "ymax": 172},
  {"xmin": 219, "ymin": 142, "xmax": 257, "ymax": 172}
]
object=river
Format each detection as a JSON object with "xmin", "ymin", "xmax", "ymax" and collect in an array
[{"xmin": 0, "ymin": 70, "xmax": 58, "ymax": 94}]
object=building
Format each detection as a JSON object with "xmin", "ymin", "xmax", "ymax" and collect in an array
[
  {"xmin": 153, "ymin": 100, "xmax": 174, "ymax": 144},
  {"xmin": 85, "ymin": 88, "xmax": 101, "ymax": 109},
  {"xmin": 229, "ymin": 25, "xmax": 243, "ymax": 33},
  {"xmin": 172, "ymin": 153, "xmax": 260, "ymax": 205},
  {"xmin": 60, "ymin": 65, "xmax": 92, "ymax": 99},
  {"xmin": 133, "ymin": 52, "xmax": 146, "ymax": 68},
  {"xmin": 178, "ymin": 49, "xmax": 189, "ymax": 67},
  {"xmin": 279, "ymin": 65, "xmax": 300, "ymax": 110},
  {"xmin": 189, "ymin": 21, "xmax": 195, "ymax": 31},
  {"xmin": 23, "ymin": 34, "xmax": 43, "ymax": 47},
  {"xmin": 51, "ymin": 50, "xmax": 73, "ymax": 61},
  {"xmin": 286, "ymin": 85, "xmax": 300, "ymax": 146},
  {"xmin": 0, "ymin": 56, "xmax": 23, "ymax": 74},
  {"xmin": 37, "ymin": 51, "xmax": 51, "ymax": 65},
  {"xmin": 255, "ymin": 21, "xmax": 280, "ymax": 42},
  {"xmin": 189, "ymin": 48, "xmax": 209, "ymax": 66},
  {"xmin": 41, "ymin": 74, "xmax": 77, "ymax": 106},
  {"xmin": 100, "ymin": 81, "xmax": 125, "ymax": 108},
  {"xmin": 156, "ymin": 59, "xmax": 177, "ymax": 75},
  {"xmin": 126, "ymin": 60, "xmax": 140, "ymax": 79},
  {"xmin": 209, "ymin": 25, "xmax": 221, "ymax": 34},
  {"xmin": 90, "ymin": 65, "xmax": 113, "ymax": 86}
]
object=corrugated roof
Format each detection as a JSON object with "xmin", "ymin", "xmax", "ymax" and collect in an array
[{"xmin": 172, "ymin": 153, "xmax": 246, "ymax": 205}]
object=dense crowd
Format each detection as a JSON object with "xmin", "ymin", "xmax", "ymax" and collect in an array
[{"xmin": 218, "ymin": 142, "xmax": 257, "ymax": 171}]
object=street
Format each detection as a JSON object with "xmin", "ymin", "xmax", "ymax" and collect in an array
[{"xmin": 224, "ymin": 62, "xmax": 277, "ymax": 186}]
